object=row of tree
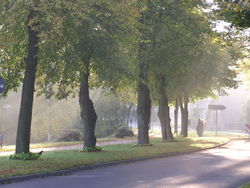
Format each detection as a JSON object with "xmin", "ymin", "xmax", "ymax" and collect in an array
[{"xmin": 0, "ymin": 0, "xmax": 243, "ymax": 154}]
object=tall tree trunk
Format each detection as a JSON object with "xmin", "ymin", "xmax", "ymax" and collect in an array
[
  {"xmin": 79, "ymin": 61, "xmax": 97, "ymax": 148},
  {"xmin": 158, "ymin": 100, "xmax": 167, "ymax": 140},
  {"xmin": 126, "ymin": 103, "xmax": 133, "ymax": 127},
  {"xmin": 137, "ymin": 43, "xmax": 151, "ymax": 145},
  {"xmin": 137, "ymin": 81, "xmax": 151, "ymax": 145},
  {"xmin": 174, "ymin": 98, "xmax": 179, "ymax": 135},
  {"xmin": 179, "ymin": 97, "xmax": 184, "ymax": 136},
  {"xmin": 15, "ymin": 8, "xmax": 39, "ymax": 154},
  {"xmin": 179, "ymin": 94, "xmax": 189, "ymax": 137},
  {"xmin": 158, "ymin": 75, "xmax": 174, "ymax": 141},
  {"xmin": 183, "ymin": 93, "xmax": 189, "ymax": 137}
]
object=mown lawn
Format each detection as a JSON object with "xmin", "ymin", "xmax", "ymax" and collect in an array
[{"xmin": 0, "ymin": 137, "xmax": 229, "ymax": 178}]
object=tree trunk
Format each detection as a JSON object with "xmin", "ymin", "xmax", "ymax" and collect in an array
[
  {"xmin": 137, "ymin": 43, "xmax": 151, "ymax": 145},
  {"xmin": 158, "ymin": 100, "xmax": 167, "ymax": 140},
  {"xmin": 183, "ymin": 93, "xmax": 189, "ymax": 137},
  {"xmin": 15, "ymin": 8, "xmax": 39, "ymax": 154},
  {"xmin": 158, "ymin": 75, "xmax": 174, "ymax": 141},
  {"xmin": 179, "ymin": 97, "xmax": 184, "ymax": 136},
  {"xmin": 126, "ymin": 103, "xmax": 133, "ymax": 127},
  {"xmin": 179, "ymin": 94, "xmax": 189, "ymax": 137},
  {"xmin": 137, "ymin": 81, "xmax": 151, "ymax": 145},
  {"xmin": 79, "ymin": 61, "xmax": 97, "ymax": 148},
  {"xmin": 174, "ymin": 98, "xmax": 179, "ymax": 135}
]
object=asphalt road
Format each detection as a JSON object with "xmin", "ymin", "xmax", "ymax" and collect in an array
[{"xmin": 2, "ymin": 140, "xmax": 250, "ymax": 188}]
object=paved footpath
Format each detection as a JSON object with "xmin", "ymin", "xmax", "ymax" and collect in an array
[
  {"xmin": 0, "ymin": 139, "xmax": 136, "ymax": 156},
  {"xmin": 1, "ymin": 140, "xmax": 250, "ymax": 188}
]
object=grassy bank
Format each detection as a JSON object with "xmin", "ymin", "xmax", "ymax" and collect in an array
[{"xmin": 0, "ymin": 137, "xmax": 229, "ymax": 178}]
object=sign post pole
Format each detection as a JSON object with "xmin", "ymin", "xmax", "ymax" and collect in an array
[{"xmin": 208, "ymin": 105, "xmax": 226, "ymax": 136}]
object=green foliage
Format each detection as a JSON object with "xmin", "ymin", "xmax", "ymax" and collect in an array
[
  {"xmin": 216, "ymin": 0, "xmax": 250, "ymax": 28},
  {"xmin": 37, "ymin": 0, "xmax": 138, "ymax": 99},
  {"xmin": 0, "ymin": 1, "xmax": 29, "ymax": 95},
  {"xmin": 158, "ymin": 4, "xmax": 239, "ymax": 102},
  {"xmin": 140, "ymin": 0, "xmax": 239, "ymax": 104},
  {"xmin": 9, "ymin": 152, "xmax": 42, "ymax": 160}
]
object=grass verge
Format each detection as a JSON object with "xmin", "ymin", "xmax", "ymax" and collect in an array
[{"xmin": 0, "ymin": 137, "xmax": 229, "ymax": 178}]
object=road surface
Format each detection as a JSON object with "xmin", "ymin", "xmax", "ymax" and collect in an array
[{"xmin": 1, "ymin": 140, "xmax": 250, "ymax": 188}]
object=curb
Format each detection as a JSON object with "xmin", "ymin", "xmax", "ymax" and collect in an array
[{"xmin": 0, "ymin": 140, "xmax": 231, "ymax": 184}]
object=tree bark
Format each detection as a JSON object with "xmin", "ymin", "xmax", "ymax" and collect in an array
[
  {"xmin": 15, "ymin": 8, "xmax": 39, "ymax": 154},
  {"xmin": 158, "ymin": 75, "xmax": 174, "ymax": 141},
  {"xmin": 79, "ymin": 61, "xmax": 97, "ymax": 148},
  {"xmin": 137, "ymin": 81, "xmax": 151, "ymax": 145},
  {"xmin": 179, "ymin": 94, "xmax": 189, "ymax": 137},
  {"xmin": 126, "ymin": 103, "xmax": 133, "ymax": 127},
  {"xmin": 137, "ymin": 43, "xmax": 151, "ymax": 145},
  {"xmin": 174, "ymin": 98, "xmax": 179, "ymax": 135}
]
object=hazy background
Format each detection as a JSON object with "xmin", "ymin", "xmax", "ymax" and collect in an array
[{"xmin": 0, "ymin": 82, "xmax": 249, "ymax": 145}]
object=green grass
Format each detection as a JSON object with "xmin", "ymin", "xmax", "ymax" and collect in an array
[
  {"xmin": 0, "ymin": 137, "xmax": 229, "ymax": 178},
  {"xmin": 240, "ymin": 182, "xmax": 250, "ymax": 188},
  {"xmin": 0, "ymin": 137, "xmax": 136, "ymax": 152}
]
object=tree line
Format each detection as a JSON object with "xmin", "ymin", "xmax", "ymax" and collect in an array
[{"xmin": 0, "ymin": 0, "xmax": 244, "ymax": 154}]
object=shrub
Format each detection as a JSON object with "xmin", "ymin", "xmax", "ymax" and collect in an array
[
  {"xmin": 57, "ymin": 130, "xmax": 83, "ymax": 142},
  {"xmin": 113, "ymin": 126, "xmax": 134, "ymax": 138}
]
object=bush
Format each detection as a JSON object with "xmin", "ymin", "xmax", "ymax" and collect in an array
[
  {"xmin": 9, "ymin": 152, "xmax": 42, "ymax": 160},
  {"xmin": 113, "ymin": 126, "xmax": 134, "ymax": 138},
  {"xmin": 57, "ymin": 130, "xmax": 83, "ymax": 142}
]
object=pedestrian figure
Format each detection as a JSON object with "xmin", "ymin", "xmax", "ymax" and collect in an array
[{"xmin": 196, "ymin": 119, "xmax": 204, "ymax": 137}]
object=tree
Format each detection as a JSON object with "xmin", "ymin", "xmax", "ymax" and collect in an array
[
  {"xmin": 177, "ymin": 39, "xmax": 239, "ymax": 136},
  {"xmin": 131, "ymin": 1, "xmax": 152, "ymax": 145},
  {"xmin": 37, "ymin": 0, "xmax": 137, "ymax": 149},
  {"xmin": 216, "ymin": 0, "xmax": 250, "ymax": 28},
  {"xmin": 145, "ymin": 0, "xmax": 240, "ymax": 138},
  {"xmin": 148, "ymin": 0, "xmax": 208, "ymax": 139},
  {"xmin": 0, "ymin": 0, "xmax": 43, "ymax": 153}
]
